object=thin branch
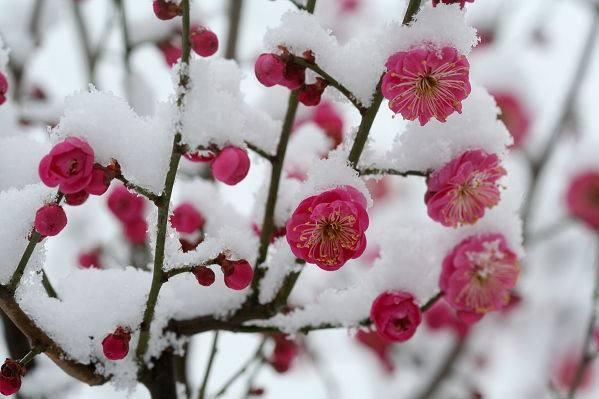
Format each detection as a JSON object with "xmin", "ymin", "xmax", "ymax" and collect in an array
[
  {"xmin": 135, "ymin": 0, "xmax": 190, "ymax": 360},
  {"xmin": 359, "ymin": 167, "xmax": 430, "ymax": 178},
  {"xmin": 421, "ymin": 292, "xmax": 443, "ymax": 312},
  {"xmin": 18, "ymin": 346, "xmax": 43, "ymax": 366},
  {"xmin": 567, "ymin": 237, "xmax": 599, "ymax": 399},
  {"xmin": 213, "ymin": 337, "xmax": 267, "ymax": 398},
  {"xmin": 41, "ymin": 270, "xmax": 58, "ymax": 299},
  {"xmin": 291, "ymin": 56, "xmax": 366, "ymax": 113},
  {"xmin": 224, "ymin": 0, "xmax": 244, "ymax": 60},
  {"xmin": 245, "ymin": 141, "xmax": 275, "ymax": 162},
  {"xmin": 198, "ymin": 332, "xmax": 220, "ymax": 399},
  {"xmin": 115, "ymin": 174, "xmax": 162, "ymax": 205},
  {"xmin": 71, "ymin": 0, "xmax": 97, "ymax": 85}
]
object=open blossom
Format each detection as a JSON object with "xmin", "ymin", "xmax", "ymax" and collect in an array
[
  {"xmin": 425, "ymin": 150, "xmax": 506, "ymax": 227},
  {"xmin": 370, "ymin": 291, "xmax": 421, "ymax": 342},
  {"xmin": 0, "ymin": 359, "xmax": 25, "ymax": 396},
  {"xmin": 286, "ymin": 186, "xmax": 369, "ymax": 271},
  {"xmin": 492, "ymin": 91, "xmax": 531, "ymax": 148},
  {"xmin": 0, "ymin": 72, "xmax": 7, "ymax": 105},
  {"xmin": 102, "ymin": 326, "xmax": 131, "ymax": 360},
  {"xmin": 440, "ymin": 234, "xmax": 520, "ymax": 317},
  {"xmin": 566, "ymin": 171, "xmax": 599, "ymax": 230},
  {"xmin": 382, "ymin": 47, "xmax": 470, "ymax": 125},
  {"xmin": 39, "ymin": 137, "xmax": 95, "ymax": 194}
]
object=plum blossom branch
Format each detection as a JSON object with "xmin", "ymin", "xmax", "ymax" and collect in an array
[
  {"xmin": 198, "ymin": 331, "xmax": 220, "ymax": 399},
  {"xmin": 135, "ymin": 0, "xmax": 190, "ymax": 360},
  {"xmin": 245, "ymin": 141, "xmax": 276, "ymax": 162},
  {"xmin": 359, "ymin": 167, "xmax": 430, "ymax": 178},
  {"xmin": 291, "ymin": 56, "xmax": 367, "ymax": 113},
  {"xmin": 115, "ymin": 173, "xmax": 162, "ymax": 205},
  {"xmin": 213, "ymin": 337, "xmax": 267, "ymax": 398},
  {"xmin": 567, "ymin": 236, "xmax": 599, "ymax": 399}
]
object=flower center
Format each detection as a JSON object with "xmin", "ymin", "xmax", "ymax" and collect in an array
[
  {"xmin": 415, "ymin": 74, "xmax": 438, "ymax": 96},
  {"xmin": 588, "ymin": 187, "xmax": 599, "ymax": 206},
  {"xmin": 393, "ymin": 316, "xmax": 410, "ymax": 331}
]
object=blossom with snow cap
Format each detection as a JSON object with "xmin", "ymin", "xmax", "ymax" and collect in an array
[
  {"xmin": 440, "ymin": 234, "xmax": 520, "ymax": 317},
  {"xmin": 286, "ymin": 186, "xmax": 369, "ymax": 271},
  {"xmin": 425, "ymin": 150, "xmax": 506, "ymax": 227},
  {"xmin": 381, "ymin": 46, "xmax": 471, "ymax": 125}
]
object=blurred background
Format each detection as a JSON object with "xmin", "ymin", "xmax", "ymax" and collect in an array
[{"xmin": 1, "ymin": 0, "xmax": 599, "ymax": 398}]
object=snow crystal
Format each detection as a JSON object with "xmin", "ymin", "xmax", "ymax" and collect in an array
[
  {"xmin": 264, "ymin": 5, "xmax": 477, "ymax": 107},
  {"xmin": 0, "ymin": 183, "xmax": 54, "ymax": 284},
  {"xmin": 51, "ymin": 89, "xmax": 173, "ymax": 194},
  {"xmin": 376, "ymin": 85, "xmax": 511, "ymax": 172},
  {"xmin": 181, "ymin": 58, "xmax": 281, "ymax": 153},
  {"xmin": 0, "ymin": 136, "xmax": 50, "ymax": 191}
]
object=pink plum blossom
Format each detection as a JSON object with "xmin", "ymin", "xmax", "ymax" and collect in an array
[
  {"xmin": 286, "ymin": 186, "xmax": 369, "ymax": 271},
  {"xmin": 38, "ymin": 137, "xmax": 95, "ymax": 194},
  {"xmin": 566, "ymin": 171, "xmax": 599, "ymax": 230},
  {"xmin": 381, "ymin": 46, "xmax": 471, "ymax": 125},
  {"xmin": 440, "ymin": 234, "xmax": 520, "ymax": 317},
  {"xmin": 211, "ymin": 146, "xmax": 250, "ymax": 185},
  {"xmin": 370, "ymin": 291, "xmax": 421, "ymax": 342},
  {"xmin": 425, "ymin": 150, "xmax": 506, "ymax": 227}
]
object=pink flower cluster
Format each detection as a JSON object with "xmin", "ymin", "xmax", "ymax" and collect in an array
[
  {"xmin": 286, "ymin": 186, "xmax": 369, "ymax": 271},
  {"xmin": 255, "ymin": 52, "xmax": 328, "ymax": 106},
  {"xmin": 184, "ymin": 146, "xmax": 251, "ymax": 186},
  {"xmin": 440, "ymin": 234, "xmax": 520, "ymax": 320},
  {"xmin": 108, "ymin": 186, "xmax": 148, "ymax": 244},
  {"xmin": 382, "ymin": 46, "xmax": 471, "ymax": 125},
  {"xmin": 36, "ymin": 137, "xmax": 115, "ymax": 237},
  {"xmin": 425, "ymin": 150, "xmax": 506, "ymax": 227},
  {"xmin": 566, "ymin": 170, "xmax": 599, "ymax": 230}
]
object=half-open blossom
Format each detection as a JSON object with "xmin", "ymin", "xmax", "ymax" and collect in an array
[
  {"xmin": 269, "ymin": 334, "xmax": 299, "ymax": 373},
  {"xmin": 355, "ymin": 330, "xmax": 395, "ymax": 372},
  {"xmin": 153, "ymin": 0, "xmax": 181, "ymax": 20},
  {"xmin": 566, "ymin": 171, "xmax": 599, "ymax": 230},
  {"xmin": 211, "ymin": 146, "xmax": 250, "ymax": 185},
  {"xmin": 170, "ymin": 203, "xmax": 205, "ymax": 234},
  {"xmin": 38, "ymin": 137, "xmax": 95, "ymax": 194},
  {"xmin": 286, "ymin": 186, "xmax": 369, "ymax": 271},
  {"xmin": 370, "ymin": 291, "xmax": 421, "ymax": 342},
  {"xmin": 34, "ymin": 204, "xmax": 67, "ymax": 237},
  {"xmin": 440, "ymin": 234, "xmax": 520, "ymax": 317},
  {"xmin": 312, "ymin": 101, "xmax": 344, "ymax": 147},
  {"xmin": 107, "ymin": 186, "xmax": 145, "ymax": 223},
  {"xmin": 382, "ymin": 47, "xmax": 470, "ymax": 125},
  {"xmin": 190, "ymin": 27, "xmax": 218, "ymax": 57},
  {"xmin": 221, "ymin": 259, "xmax": 253, "ymax": 290},
  {"xmin": 424, "ymin": 299, "xmax": 470, "ymax": 338},
  {"xmin": 492, "ymin": 91, "xmax": 530, "ymax": 148},
  {"xmin": 0, "ymin": 72, "xmax": 8, "ymax": 105},
  {"xmin": 425, "ymin": 150, "xmax": 506, "ymax": 227},
  {"xmin": 102, "ymin": 326, "xmax": 131, "ymax": 360},
  {"xmin": 0, "ymin": 359, "xmax": 25, "ymax": 396},
  {"xmin": 432, "ymin": 0, "xmax": 474, "ymax": 8}
]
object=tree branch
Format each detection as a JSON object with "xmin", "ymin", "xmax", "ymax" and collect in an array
[
  {"xmin": 359, "ymin": 167, "xmax": 430, "ymax": 178},
  {"xmin": 198, "ymin": 332, "xmax": 220, "ymax": 399}
]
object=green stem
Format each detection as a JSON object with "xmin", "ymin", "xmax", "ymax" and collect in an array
[
  {"xmin": 198, "ymin": 332, "xmax": 220, "ymax": 399},
  {"xmin": 135, "ymin": 0, "xmax": 190, "ymax": 361},
  {"xmin": 421, "ymin": 292, "xmax": 442, "ymax": 312},
  {"xmin": 245, "ymin": 141, "xmax": 275, "ymax": 162}
]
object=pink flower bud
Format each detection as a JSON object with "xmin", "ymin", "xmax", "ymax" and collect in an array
[
  {"xmin": 190, "ymin": 27, "xmax": 219, "ymax": 57},
  {"xmin": 211, "ymin": 146, "xmax": 250, "ymax": 185},
  {"xmin": 85, "ymin": 165, "xmax": 111, "ymax": 196},
  {"xmin": 269, "ymin": 334, "xmax": 299, "ymax": 373},
  {"xmin": 78, "ymin": 249, "xmax": 101, "ymax": 269},
  {"xmin": 193, "ymin": 266, "xmax": 215, "ymax": 286},
  {"xmin": 64, "ymin": 190, "xmax": 90, "ymax": 206},
  {"xmin": 0, "ymin": 359, "xmax": 25, "ymax": 396},
  {"xmin": 255, "ymin": 54, "xmax": 285, "ymax": 87},
  {"xmin": 298, "ymin": 78, "xmax": 327, "ymax": 106},
  {"xmin": 107, "ymin": 186, "xmax": 145, "ymax": 223},
  {"xmin": 153, "ymin": 0, "xmax": 181, "ymax": 20},
  {"xmin": 158, "ymin": 42, "xmax": 182, "ymax": 67},
  {"xmin": 34, "ymin": 204, "xmax": 67, "ymax": 237},
  {"xmin": 102, "ymin": 327, "xmax": 131, "ymax": 360},
  {"xmin": 0, "ymin": 72, "xmax": 8, "ymax": 105},
  {"xmin": 566, "ymin": 171, "xmax": 599, "ymax": 230},
  {"xmin": 222, "ymin": 259, "xmax": 253, "ymax": 290},
  {"xmin": 370, "ymin": 291, "xmax": 421, "ymax": 342},
  {"xmin": 170, "ymin": 203, "xmax": 205, "ymax": 234},
  {"xmin": 280, "ymin": 63, "xmax": 306, "ymax": 90},
  {"xmin": 38, "ymin": 137, "xmax": 95, "ymax": 194},
  {"xmin": 124, "ymin": 218, "xmax": 147, "ymax": 244}
]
